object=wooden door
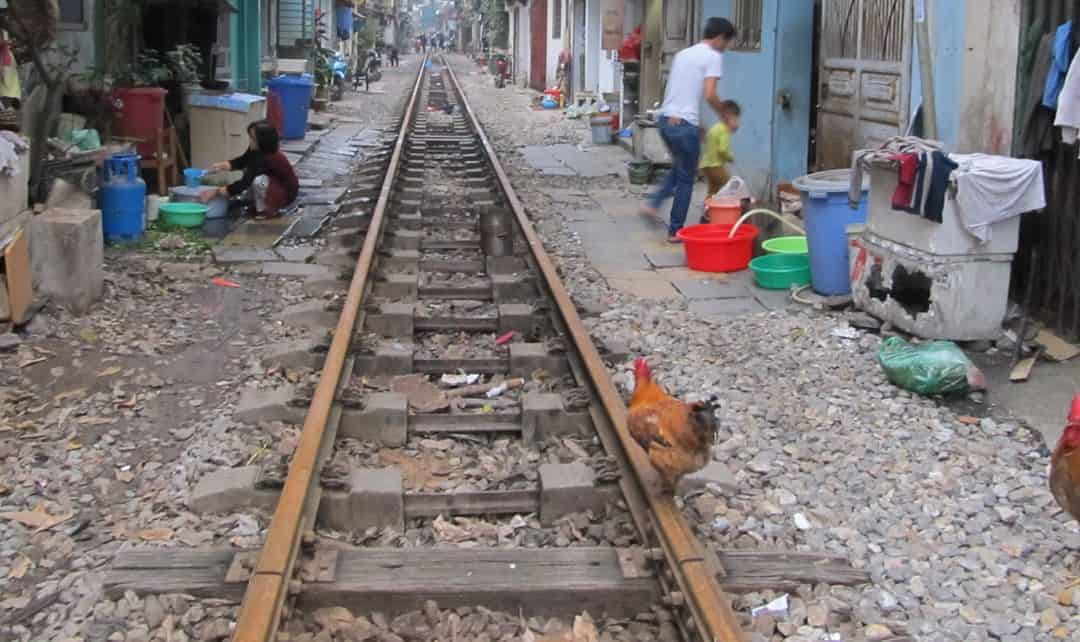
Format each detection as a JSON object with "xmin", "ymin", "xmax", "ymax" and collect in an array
[
  {"xmin": 816, "ymin": 0, "xmax": 911, "ymax": 169},
  {"xmin": 530, "ymin": 0, "xmax": 548, "ymax": 92},
  {"xmin": 659, "ymin": 0, "xmax": 691, "ymax": 97}
]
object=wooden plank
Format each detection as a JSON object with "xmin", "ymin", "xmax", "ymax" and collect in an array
[
  {"xmin": 404, "ymin": 489, "xmax": 538, "ymax": 517},
  {"xmin": 3, "ymin": 229, "xmax": 32, "ymax": 325},
  {"xmin": 1010, "ymin": 350, "xmax": 1042, "ymax": 382},
  {"xmin": 413, "ymin": 358, "xmax": 507, "ymax": 375},
  {"xmin": 714, "ymin": 550, "xmax": 870, "ymax": 593},
  {"xmin": 299, "ymin": 547, "xmax": 658, "ymax": 618},
  {"xmin": 1036, "ymin": 330, "xmax": 1080, "ymax": 361}
]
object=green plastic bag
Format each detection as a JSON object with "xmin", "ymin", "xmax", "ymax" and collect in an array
[
  {"xmin": 66, "ymin": 128, "xmax": 101, "ymax": 151},
  {"xmin": 877, "ymin": 336, "xmax": 985, "ymax": 396}
]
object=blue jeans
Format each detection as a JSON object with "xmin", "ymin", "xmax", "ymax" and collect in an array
[{"xmin": 648, "ymin": 116, "xmax": 701, "ymax": 235}]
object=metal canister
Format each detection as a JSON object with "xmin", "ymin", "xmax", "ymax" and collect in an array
[{"xmin": 479, "ymin": 208, "xmax": 514, "ymax": 256}]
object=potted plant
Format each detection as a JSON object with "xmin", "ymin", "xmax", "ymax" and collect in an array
[
  {"xmin": 111, "ymin": 50, "xmax": 172, "ymax": 157},
  {"xmin": 165, "ymin": 44, "xmax": 205, "ymax": 119}
]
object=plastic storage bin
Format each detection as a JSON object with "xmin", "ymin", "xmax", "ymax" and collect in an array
[
  {"xmin": 794, "ymin": 169, "xmax": 868, "ymax": 296},
  {"xmin": 100, "ymin": 153, "xmax": 147, "ymax": 241},
  {"xmin": 111, "ymin": 88, "xmax": 167, "ymax": 159},
  {"xmin": 188, "ymin": 93, "xmax": 267, "ymax": 171},
  {"xmin": 267, "ymin": 75, "xmax": 315, "ymax": 140},
  {"xmin": 866, "ymin": 164, "xmax": 1020, "ymax": 256}
]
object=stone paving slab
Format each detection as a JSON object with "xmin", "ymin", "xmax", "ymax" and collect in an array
[
  {"xmin": 213, "ymin": 247, "xmax": 279, "ymax": 264},
  {"xmin": 688, "ymin": 297, "xmax": 766, "ymax": 317},
  {"xmin": 672, "ymin": 278, "xmax": 752, "ymax": 300},
  {"xmin": 261, "ymin": 262, "xmax": 337, "ymax": 277},
  {"xmin": 299, "ymin": 188, "xmax": 347, "ymax": 205},
  {"xmin": 275, "ymin": 245, "xmax": 317, "ymax": 262},
  {"xmin": 643, "ymin": 248, "xmax": 687, "ymax": 268},
  {"xmin": 587, "ymin": 245, "xmax": 652, "ymax": 271}
]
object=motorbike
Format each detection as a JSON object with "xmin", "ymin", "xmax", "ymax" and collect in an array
[
  {"xmin": 353, "ymin": 48, "xmax": 383, "ymax": 91},
  {"xmin": 493, "ymin": 55, "xmax": 511, "ymax": 88},
  {"xmin": 331, "ymin": 51, "xmax": 348, "ymax": 101}
]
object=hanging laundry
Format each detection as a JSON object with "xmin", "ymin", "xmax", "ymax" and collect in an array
[
  {"xmin": 1043, "ymin": 20, "xmax": 1074, "ymax": 109},
  {"xmin": 0, "ymin": 131, "xmax": 27, "ymax": 176},
  {"xmin": 891, "ymin": 153, "xmax": 919, "ymax": 210},
  {"xmin": 1055, "ymin": 40, "xmax": 1080, "ymax": 145},
  {"xmin": 0, "ymin": 30, "xmax": 20, "ymax": 101},
  {"xmin": 850, "ymin": 136, "xmax": 943, "ymax": 208},
  {"xmin": 891, "ymin": 151, "xmax": 956, "ymax": 223},
  {"xmin": 950, "ymin": 154, "xmax": 1045, "ymax": 243}
]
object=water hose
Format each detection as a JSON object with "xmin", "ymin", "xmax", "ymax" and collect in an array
[{"xmin": 728, "ymin": 208, "xmax": 806, "ymax": 237}]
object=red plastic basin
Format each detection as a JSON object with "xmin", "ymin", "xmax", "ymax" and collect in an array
[{"xmin": 677, "ymin": 223, "xmax": 759, "ymax": 273}]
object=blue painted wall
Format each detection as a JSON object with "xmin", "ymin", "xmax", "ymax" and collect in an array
[
  {"xmin": 909, "ymin": 0, "xmax": 966, "ymax": 150},
  {"xmin": 699, "ymin": 0, "xmax": 813, "ymax": 197}
]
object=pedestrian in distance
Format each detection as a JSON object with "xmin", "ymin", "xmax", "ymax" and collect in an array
[
  {"xmin": 640, "ymin": 17, "xmax": 736, "ymax": 243},
  {"xmin": 389, "ymin": 45, "xmax": 399, "ymax": 67}
]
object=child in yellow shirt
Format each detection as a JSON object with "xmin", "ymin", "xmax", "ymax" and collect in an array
[{"xmin": 699, "ymin": 100, "xmax": 741, "ymax": 223}]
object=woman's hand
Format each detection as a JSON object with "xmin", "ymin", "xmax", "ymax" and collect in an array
[
  {"xmin": 208, "ymin": 161, "xmax": 231, "ymax": 173},
  {"xmin": 198, "ymin": 187, "xmax": 226, "ymax": 203}
]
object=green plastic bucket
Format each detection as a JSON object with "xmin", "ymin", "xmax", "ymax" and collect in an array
[
  {"xmin": 160, "ymin": 202, "xmax": 208, "ymax": 228},
  {"xmin": 749, "ymin": 253, "xmax": 811, "ymax": 290},
  {"xmin": 628, "ymin": 160, "xmax": 653, "ymax": 185},
  {"xmin": 761, "ymin": 236, "xmax": 808, "ymax": 254}
]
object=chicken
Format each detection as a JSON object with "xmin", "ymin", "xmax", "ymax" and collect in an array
[
  {"xmin": 1049, "ymin": 394, "xmax": 1080, "ymax": 592},
  {"xmin": 627, "ymin": 357, "xmax": 718, "ymax": 492}
]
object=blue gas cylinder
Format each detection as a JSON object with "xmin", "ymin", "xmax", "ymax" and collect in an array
[{"xmin": 100, "ymin": 153, "xmax": 146, "ymax": 241}]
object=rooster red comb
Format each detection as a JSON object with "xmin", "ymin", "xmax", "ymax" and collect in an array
[
  {"xmin": 1070, "ymin": 393, "xmax": 1080, "ymax": 424},
  {"xmin": 633, "ymin": 357, "xmax": 652, "ymax": 379}
]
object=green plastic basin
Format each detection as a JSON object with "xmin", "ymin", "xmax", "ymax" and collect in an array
[
  {"xmin": 761, "ymin": 235, "xmax": 808, "ymax": 254},
  {"xmin": 160, "ymin": 202, "xmax": 208, "ymax": 228},
  {"xmin": 749, "ymin": 253, "xmax": 811, "ymax": 290}
]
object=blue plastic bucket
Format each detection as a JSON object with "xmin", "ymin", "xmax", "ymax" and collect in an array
[
  {"xmin": 793, "ymin": 169, "xmax": 868, "ymax": 296},
  {"xmin": 267, "ymin": 74, "xmax": 314, "ymax": 140},
  {"xmin": 184, "ymin": 168, "xmax": 205, "ymax": 187}
]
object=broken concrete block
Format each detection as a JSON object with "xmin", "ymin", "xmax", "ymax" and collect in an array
[
  {"xmin": 314, "ymin": 252, "xmax": 358, "ymax": 269},
  {"xmin": 373, "ymin": 272, "xmax": 418, "ymax": 299},
  {"xmin": 234, "ymin": 385, "xmax": 305, "ymax": 425},
  {"xmin": 30, "ymin": 208, "xmax": 104, "ymax": 315},
  {"xmin": 388, "ymin": 229, "xmax": 421, "ymax": 251},
  {"xmin": 320, "ymin": 467, "xmax": 404, "ymax": 532},
  {"xmin": 189, "ymin": 466, "xmax": 278, "ymax": 514},
  {"xmin": 275, "ymin": 300, "xmax": 338, "ymax": 329},
  {"xmin": 261, "ymin": 261, "xmax": 337, "ymax": 278},
  {"xmin": 492, "ymin": 273, "xmax": 538, "ymax": 301},
  {"xmin": 339, "ymin": 393, "xmax": 408, "ymax": 446},
  {"xmin": 522, "ymin": 393, "xmax": 563, "ymax": 444},
  {"xmin": 354, "ymin": 340, "xmax": 414, "ymax": 375},
  {"xmin": 261, "ymin": 336, "xmax": 327, "ymax": 370},
  {"xmin": 539, "ymin": 462, "xmax": 600, "ymax": 526},
  {"xmin": 303, "ymin": 275, "xmax": 348, "ymax": 297},
  {"xmin": 510, "ymin": 343, "xmax": 569, "ymax": 377},
  {"xmin": 498, "ymin": 303, "xmax": 535, "ymax": 335},
  {"xmin": 365, "ymin": 302, "xmax": 415, "ymax": 336}
]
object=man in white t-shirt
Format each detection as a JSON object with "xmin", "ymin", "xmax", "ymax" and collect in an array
[{"xmin": 641, "ymin": 17, "xmax": 735, "ymax": 242}]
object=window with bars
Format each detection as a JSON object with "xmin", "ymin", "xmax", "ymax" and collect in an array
[
  {"xmin": 552, "ymin": 0, "xmax": 562, "ymax": 36},
  {"xmin": 58, "ymin": 0, "xmax": 87, "ymax": 30},
  {"xmin": 731, "ymin": 0, "xmax": 762, "ymax": 51}
]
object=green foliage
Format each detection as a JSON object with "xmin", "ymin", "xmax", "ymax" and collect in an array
[
  {"xmin": 479, "ymin": 0, "xmax": 508, "ymax": 49},
  {"xmin": 165, "ymin": 44, "xmax": 204, "ymax": 85}
]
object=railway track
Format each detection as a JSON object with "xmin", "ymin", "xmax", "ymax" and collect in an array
[{"xmin": 104, "ymin": 57, "xmax": 747, "ymax": 642}]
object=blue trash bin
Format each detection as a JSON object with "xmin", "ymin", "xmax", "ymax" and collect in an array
[
  {"xmin": 793, "ymin": 169, "xmax": 868, "ymax": 296},
  {"xmin": 267, "ymin": 74, "xmax": 314, "ymax": 140}
]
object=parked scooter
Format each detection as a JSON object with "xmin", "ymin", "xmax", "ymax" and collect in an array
[
  {"xmin": 493, "ymin": 54, "xmax": 511, "ymax": 88},
  {"xmin": 354, "ymin": 48, "xmax": 383, "ymax": 91},
  {"xmin": 331, "ymin": 51, "xmax": 348, "ymax": 101}
]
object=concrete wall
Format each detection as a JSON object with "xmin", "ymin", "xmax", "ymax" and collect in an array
[
  {"xmin": 517, "ymin": 4, "xmax": 532, "ymax": 87},
  {"xmin": 547, "ymin": 0, "xmax": 567, "ymax": 88},
  {"xmin": 957, "ymin": 0, "xmax": 1021, "ymax": 154},
  {"xmin": 55, "ymin": 0, "xmax": 98, "ymax": 75}
]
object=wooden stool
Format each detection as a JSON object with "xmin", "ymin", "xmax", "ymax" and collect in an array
[{"xmin": 140, "ymin": 127, "xmax": 179, "ymax": 196}]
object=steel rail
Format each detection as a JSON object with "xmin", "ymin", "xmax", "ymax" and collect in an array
[
  {"xmin": 441, "ymin": 59, "xmax": 746, "ymax": 642},
  {"xmin": 231, "ymin": 59, "xmax": 428, "ymax": 642}
]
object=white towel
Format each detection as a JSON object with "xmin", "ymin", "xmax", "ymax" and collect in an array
[
  {"xmin": 1056, "ymin": 50, "xmax": 1080, "ymax": 146},
  {"xmin": 949, "ymin": 153, "xmax": 1045, "ymax": 243},
  {"xmin": 0, "ymin": 130, "xmax": 25, "ymax": 176}
]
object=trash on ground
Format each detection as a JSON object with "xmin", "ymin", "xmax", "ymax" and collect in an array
[
  {"xmin": 751, "ymin": 594, "xmax": 789, "ymax": 618},
  {"xmin": 1036, "ymin": 329, "xmax": 1080, "ymax": 362},
  {"xmin": 878, "ymin": 336, "xmax": 986, "ymax": 396},
  {"xmin": 439, "ymin": 373, "xmax": 480, "ymax": 387},
  {"xmin": 211, "ymin": 277, "xmax": 241, "ymax": 288}
]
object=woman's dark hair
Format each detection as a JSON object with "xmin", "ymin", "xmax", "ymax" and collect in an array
[
  {"xmin": 704, "ymin": 17, "xmax": 736, "ymax": 40},
  {"xmin": 247, "ymin": 120, "xmax": 280, "ymax": 154}
]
